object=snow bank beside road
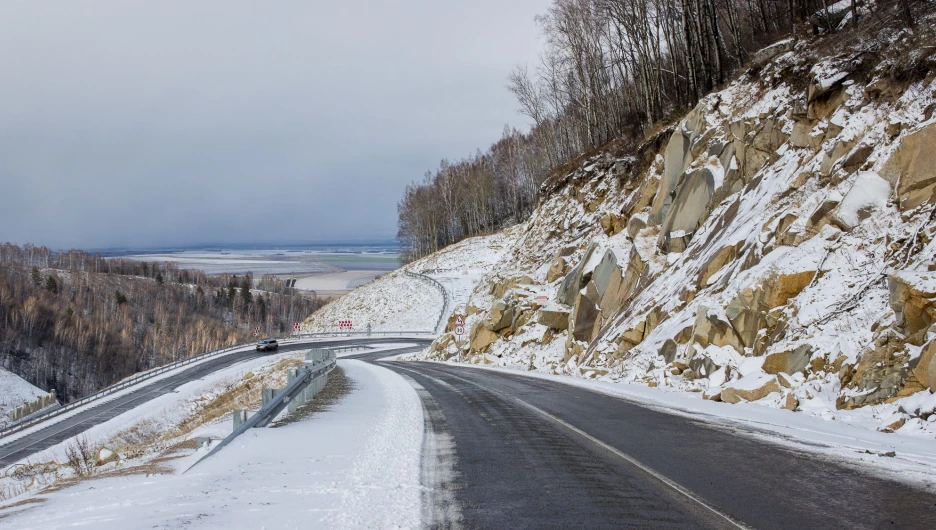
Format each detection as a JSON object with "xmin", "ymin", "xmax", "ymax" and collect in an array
[{"xmin": 0, "ymin": 360, "xmax": 424, "ymax": 529}]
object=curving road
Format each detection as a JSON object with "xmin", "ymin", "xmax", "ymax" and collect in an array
[
  {"xmin": 339, "ymin": 349, "xmax": 936, "ymax": 530},
  {"xmin": 0, "ymin": 338, "xmax": 430, "ymax": 468}
]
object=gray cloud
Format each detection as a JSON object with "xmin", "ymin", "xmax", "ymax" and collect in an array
[{"xmin": 0, "ymin": 0, "xmax": 547, "ymax": 249}]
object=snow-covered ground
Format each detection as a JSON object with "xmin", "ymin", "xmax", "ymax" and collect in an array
[
  {"xmin": 0, "ymin": 369, "xmax": 48, "ymax": 427},
  {"xmin": 302, "ymin": 270, "xmax": 444, "ymax": 333},
  {"xmin": 0, "ymin": 360, "xmax": 424, "ymax": 529},
  {"xmin": 409, "ymin": 234, "xmax": 508, "ymax": 323}
]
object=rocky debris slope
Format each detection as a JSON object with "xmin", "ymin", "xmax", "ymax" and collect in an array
[{"xmin": 418, "ymin": 19, "xmax": 936, "ymax": 437}]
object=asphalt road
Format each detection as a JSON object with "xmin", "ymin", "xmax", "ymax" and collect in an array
[
  {"xmin": 0, "ymin": 338, "xmax": 430, "ymax": 467},
  {"xmin": 339, "ymin": 350, "xmax": 936, "ymax": 529}
]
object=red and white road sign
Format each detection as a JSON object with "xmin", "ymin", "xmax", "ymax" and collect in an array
[
  {"xmin": 253, "ymin": 327, "xmax": 261, "ymax": 337},
  {"xmin": 454, "ymin": 314, "xmax": 465, "ymax": 326},
  {"xmin": 293, "ymin": 322, "xmax": 301, "ymax": 332},
  {"xmin": 454, "ymin": 325, "xmax": 465, "ymax": 336},
  {"xmin": 338, "ymin": 320, "xmax": 353, "ymax": 331},
  {"xmin": 536, "ymin": 295, "xmax": 548, "ymax": 305}
]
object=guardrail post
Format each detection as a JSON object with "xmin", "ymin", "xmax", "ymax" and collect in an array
[
  {"xmin": 261, "ymin": 388, "xmax": 281, "ymax": 406},
  {"xmin": 233, "ymin": 409, "xmax": 248, "ymax": 429}
]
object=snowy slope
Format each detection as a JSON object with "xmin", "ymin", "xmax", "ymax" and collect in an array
[
  {"xmin": 0, "ymin": 360, "xmax": 424, "ymax": 529},
  {"xmin": 0, "ymin": 369, "xmax": 48, "ymax": 426},
  {"xmin": 303, "ymin": 234, "xmax": 507, "ymax": 334}
]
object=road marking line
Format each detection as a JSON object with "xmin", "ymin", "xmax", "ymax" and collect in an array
[{"xmin": 394, "ymin": 363, "xmax": 752, "ymax": 530}]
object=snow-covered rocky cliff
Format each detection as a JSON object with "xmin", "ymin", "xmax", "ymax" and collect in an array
[{"xmin": 412, "ymin": 22, "xmax": 936, "ymax": 437}]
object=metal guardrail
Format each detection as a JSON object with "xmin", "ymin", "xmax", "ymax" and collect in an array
[
  {"xmin": 186, "ymin": 350, "xmax": 336, "ymax": 472},
  {"xmin": 0, "ymin": 332, "xmax": 431, "ymax": 440},
  {"xmin": 0, "ymin": 341, "xmax": 254, "ymax": 439},
  {"xmin": 403, "ymin": 270, "xmax": 450, "ymax": 335}
]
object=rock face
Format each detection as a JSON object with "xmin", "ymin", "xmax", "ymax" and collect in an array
[
  {"xmin": 880, "ymin": 123, "xmax": 936, "ymax": 210},
  {"xmin": 839, "ymin": 329, "xmax": 913, "ymax": 409},
  {"xmin": 556, "ymin": 243, "xmax": 598, "ymax": 306},
  {"xmin": 721, "ymin": 374, "xmax": 781, "ymax": 404},
  {"xmin": 913, "ymin": 339, "xmax": 936, "ymax": 392},
  {"xmin": 649, "ymin": 108, "xmax": 707, "ymax": 224},
  {"xmin": 415, "ymin": 33, "xmax": 936, "ymax": 417},
  {"xmin": 724, "ymin": 269, "xmax": 813, "ymax": 349}
]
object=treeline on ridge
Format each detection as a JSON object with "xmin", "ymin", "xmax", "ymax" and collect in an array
[
  {"xmin": 0, "ymin": 243, "xmax": 324, "ymax": 402},
  {"xmin": 397, "ymin": 0, "xmax": 913, "ymax": 261}
]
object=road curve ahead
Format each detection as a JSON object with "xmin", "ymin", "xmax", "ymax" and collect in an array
[
  {"xmin": 354, "ymin": 357, "xmax": 936, "ymax": 530},
  {"xmin": 0, "ymin": 338, "xmax": 430, "ymax": 467}
]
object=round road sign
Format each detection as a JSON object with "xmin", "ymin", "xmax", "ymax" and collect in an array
[{"xmin": 454, "ymin": 325, "xmax": 465, "ymax": 336}]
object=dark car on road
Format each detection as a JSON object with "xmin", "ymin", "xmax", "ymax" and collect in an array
[{"xmin": 256, "ymin": 338, "xmax": 279, "ymax": 352}]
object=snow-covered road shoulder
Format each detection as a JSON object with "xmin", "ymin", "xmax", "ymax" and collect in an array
[{"xmin": 0, "ymin": 360, "xmax": 425, "ymax": 529}]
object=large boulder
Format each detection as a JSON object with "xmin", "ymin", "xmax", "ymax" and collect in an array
[
  {"xmin": 762, "ymin": 345, "xmax": 812, "ymax": 375},
  {"xmin": 598, "ymin": 264, "xmax": 627, "ymax": 319},
  {"xmin": 556, "ymin": 243, "xmax": 598, "ymax": 306},
  {"xmin": 658, "ymin": 167, "xmax": 716, "ymax": 253},
  {"xmin": 537, "ymin": 308, "xmax": 570, "ymax": 330},
  {"xmin": 546, "ymin": 256, "xmax": 568, "ymax": 283},
  {"xmin": 880, "ymin": 116, "xmax": 936, "ymax": 210},
  {"xmin": 469, "ymin": 323, "xmax": 498, "ymax": 352},
  {"xmin": 692, "ymin": 307, "xmax": 743, "ymax": 352},
  {"xmin": 888, "ymin": 271, "xmax": 936, "ymax": 344},
  {"xmin": 592, "ymin": 249, "xmax": 619, "ymax": 297},
  {"xmin": 487, "ymin": 300, "xmax": 515, "ymax": 332},
  {"xmin": 721, "ymin": 374, "xmax": 781, "ymax": 404},
  {"xmin": 570, "ymin": 292, "xmax": 602, "ymax": 343}
]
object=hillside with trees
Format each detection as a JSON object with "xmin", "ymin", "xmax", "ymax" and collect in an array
[
  {"xmin": 0, "ymin": 243, "xmax": 323, "ymax": 402},
  {"xmin": 397, "ymin": 0, "xmax": 907, "ymax": 261}
]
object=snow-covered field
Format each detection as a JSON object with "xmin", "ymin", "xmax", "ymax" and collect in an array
[
  {"xmin": 0, "ymin": 369, "xmax": 48, "ymax": 427},
  {"xmin": 0, "ymin": 360, "xmax": 424, "ymax": 529}
]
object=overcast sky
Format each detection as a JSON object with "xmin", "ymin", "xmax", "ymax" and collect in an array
[{"xmin": 0, "ymin": 0, "xmax": 549, "ymax": 250}]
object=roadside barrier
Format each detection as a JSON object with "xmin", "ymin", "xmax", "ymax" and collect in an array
[
  {"xmin": 0, "ymin": 333, "xmax": 429, "ymax": 441},
  {"xmin": 403, "ymin": 270, "xmax": 450, "ymax": 335},
  {"xmin": 185, "ymin": 349, "xmax": 337, "ymax": 472}
]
